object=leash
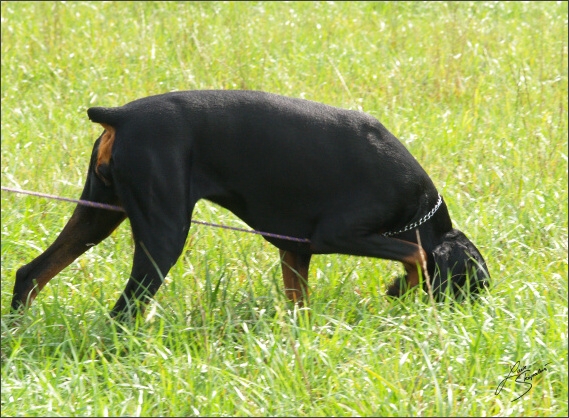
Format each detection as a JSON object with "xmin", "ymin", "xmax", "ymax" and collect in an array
[
  {"xmin": 1, "ymin": 186, "xmax": 442, "ymax": 242},
  {"xmin": 1, "ymin": 186, "xmax": 126, "ymax": 212},
  {"xmin": 0, "ymin": 186, "xmax": 311, "ymax": 243}
]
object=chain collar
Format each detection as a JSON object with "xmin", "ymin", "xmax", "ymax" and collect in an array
[{"xmin": 382, "ymin": 194, "xmax": 443, "ymax": 237}]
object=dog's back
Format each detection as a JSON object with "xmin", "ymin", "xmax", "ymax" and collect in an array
[{"xmin": 89, "ymin": 90, "xmax": 436, "ymax": 240}]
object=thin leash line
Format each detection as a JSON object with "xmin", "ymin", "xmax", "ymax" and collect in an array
[
  {"xmin": 1, "ymin": 186, "xmax": 311, "ymax": 243},
  {"xmin": 1, "ymin": 186, "xmax": 443, "ymax": 242},
  {"xmin": 1, "ymin": 186, "xmax": 125, "ymax": 212}
]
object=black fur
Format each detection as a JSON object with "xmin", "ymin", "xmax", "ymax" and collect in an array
[{"xmin": 11, "ymin": 90, "xmax": 490, "ymax": 320}]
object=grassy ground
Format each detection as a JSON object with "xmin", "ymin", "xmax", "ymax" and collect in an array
[{"xmin": 1, "ymin": 1, "xmax": 567, "ymax": 416}]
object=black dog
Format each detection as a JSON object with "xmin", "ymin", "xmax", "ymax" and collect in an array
[{"xmin": 11, "ymin": 90, "xmax": 489, "ymax": 319}]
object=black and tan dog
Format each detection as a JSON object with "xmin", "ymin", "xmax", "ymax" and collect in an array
[{"xmin": 11, "ymin": 90, "xmax": 489, "ymax": 320}]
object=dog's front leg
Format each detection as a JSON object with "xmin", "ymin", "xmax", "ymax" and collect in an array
[{"xmin": 385, "ymin": 252, "xmax": 429, "ymax": 297}]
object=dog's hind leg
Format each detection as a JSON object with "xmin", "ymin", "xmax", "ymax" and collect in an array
[
  {"xmin": 279, "ymin": 250, "xmax": 312, "ymax": 306},
  {"xmin": 108, "ymin": 176, "xmax": 194, "ymax": 320},
  {"xmin": 109, "ymin": 232, "xmax": 189, "ymax": 320},
  {"xmin": 11, "ymin": 199, "xmax": 126, "ymax": 312}
]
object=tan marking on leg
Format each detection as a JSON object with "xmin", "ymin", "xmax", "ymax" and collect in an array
[
  {"xmin": 280, "ymin": 250, "xmax": 310, "ymax": 306},
  {"xmin": 15, "ymin": 207, "xmax": 125, "ymax": 309},
  {"xmin": 415, "ymin": 230, "xmax": 434, "ymax": 301},
  {"xmin": 20, "ymin": 250, "xmax": 81, "ymax": 306},
  {"xmin": 96, "ymin": 123, "xmax": 115, "ymax": 171},
  {"xmin": 401, "ymin": 246, "xmax": 428, "ymax": 292}
]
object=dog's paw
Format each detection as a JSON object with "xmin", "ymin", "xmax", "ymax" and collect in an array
[{"xmin": 385, "ymin": 276, "xmax": 406, "ymax": 297}]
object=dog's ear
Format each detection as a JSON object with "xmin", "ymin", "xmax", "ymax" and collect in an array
[{"xmin": 429, "ymin": 229, "xmax": 489, "ymax": 300}]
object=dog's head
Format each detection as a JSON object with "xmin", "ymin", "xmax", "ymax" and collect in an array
[{"xmin": 427, "ymin": 228, "xmax": 490, "ymax": 300}]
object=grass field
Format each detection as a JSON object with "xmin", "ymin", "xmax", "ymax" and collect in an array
[{"xmin": 1, "ymin": 1, "xmax": 567, "ymax": 416}]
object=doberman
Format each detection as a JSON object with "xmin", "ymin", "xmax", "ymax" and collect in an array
[{"xmin": 11, "ymin": 90, "xmax": 489, "ymax": 320}]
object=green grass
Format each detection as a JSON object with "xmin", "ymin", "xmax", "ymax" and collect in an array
[{"xmin": 1, "ymin": 1, "xmax": 567, "ymax": 416}]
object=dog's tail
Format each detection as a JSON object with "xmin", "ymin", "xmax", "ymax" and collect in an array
[{"xmin": 87, "ymin": 106, "xmax": 124, "ymax": 126}]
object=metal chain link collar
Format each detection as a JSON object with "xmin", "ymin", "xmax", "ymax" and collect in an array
[{"xmin": 382, "ymin": 194, "xmax": 443, "ymax": 237}]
